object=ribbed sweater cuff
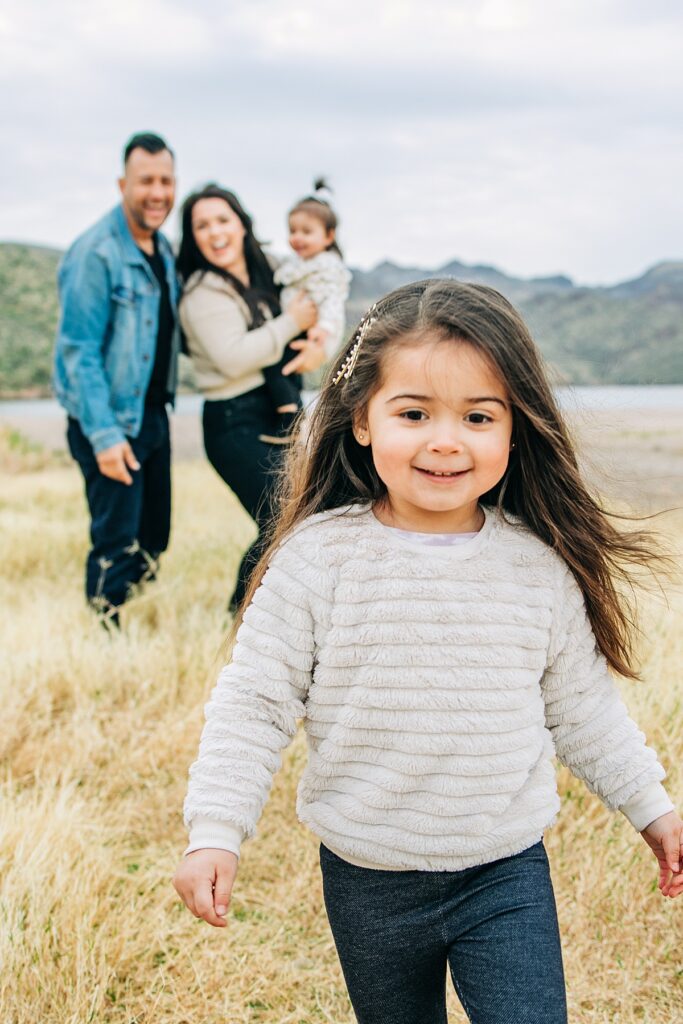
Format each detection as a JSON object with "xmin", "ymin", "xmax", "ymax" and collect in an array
[
  {"xmin": 184, "ymin": 816, "xmax": 244, "ymax": 857},
  {"xmin": 619, "ymin": 782, "xmax": 674, "ymax": 832}
]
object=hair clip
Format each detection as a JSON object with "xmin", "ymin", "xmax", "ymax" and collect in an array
[{"xmin": 332, "ymin": 304, "xmax": 378, "ymax": 385}]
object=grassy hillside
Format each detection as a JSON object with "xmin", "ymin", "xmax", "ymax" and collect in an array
[
  {"xmin": 0, "ymin": 243, "xmax": 61, "ymax": 395},
  {"xmin": 2, "ymin": 241, "xmax": 683, "ymax": 392},
  {"xmin": 523, "ymin": 287, "xmax": 683, "ymax": 385},
  {"xmin": 0, "ymin": 243, "xmax": 200, "ymax": 397}
]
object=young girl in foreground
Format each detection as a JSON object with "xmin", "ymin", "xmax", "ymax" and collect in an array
[
  {"xmin": 260, "ymin": 180, "xmax": 352, "ymax": 443},
  {"xmin": 175, "ymin": 279, "xmax": 682, "ymax": 1024}
]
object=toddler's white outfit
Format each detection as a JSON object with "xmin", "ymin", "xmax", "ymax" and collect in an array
[{"xmin": 274, "ymin": 251, "xmax": 352, "ymax": 355}]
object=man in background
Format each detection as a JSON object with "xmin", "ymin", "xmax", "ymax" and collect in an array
[{"xmin": 54, "ymin": 132, "xmax": 179, "ymax": 627}]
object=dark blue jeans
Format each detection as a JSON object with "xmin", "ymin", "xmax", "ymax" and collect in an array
[
  {"xmin": 320, "ymin": 841, "xmax": 567, "ymax": 1024},
  {"xmin": 67, "ymin": 405, "xmax": 171, "ymax": 612},
  {"xmin": 202, "ymin": 386, "xmax": 292, "ymax": 609}
]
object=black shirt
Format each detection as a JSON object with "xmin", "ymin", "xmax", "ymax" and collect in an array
[{"xmin": 140, "ymin": 237, "xmax": 174, "ymax": 406}]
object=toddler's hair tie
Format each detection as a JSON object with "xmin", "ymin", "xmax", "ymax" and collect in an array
[{"xmin": 312, "ymin": 184, "xmax": 334, "ymax": 206}]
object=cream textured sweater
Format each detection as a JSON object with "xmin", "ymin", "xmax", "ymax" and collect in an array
[
  {"xmin": 184, "ymin": 506, "xmax": 672, "ymax": 871},
  {"xmin": 179, "ymin": 271, "xmax": 301, "ymax": 400}
]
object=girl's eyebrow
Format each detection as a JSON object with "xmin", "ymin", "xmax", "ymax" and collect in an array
[
  {"xmin": 465, "ymin": 396, "xmax": 509, "ymax": 408},
  {"xmin": 385, "ymin": 393, "xmax": 432, "ymax": 404},
  {"xmin": 385, "ymin": 393, "xmax": 508, "ymax": 408}
]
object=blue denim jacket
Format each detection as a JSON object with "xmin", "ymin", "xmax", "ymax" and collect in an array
[{"xmin": 53, "ymin": 204, "xmax": 180, "ymax": 453}]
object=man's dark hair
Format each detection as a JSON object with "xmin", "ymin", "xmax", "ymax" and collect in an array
[{"xmin": 123, "ymin": 132, "xmax": 174, "ymax": 165}]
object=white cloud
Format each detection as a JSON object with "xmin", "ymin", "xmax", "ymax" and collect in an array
[
  {"xmin": 1, "ymin": 0, "xmax": 682, "ymax": 283},
  {"xmin": 0, "ymin": 0, "xmax": 215, "ymax": 78}
]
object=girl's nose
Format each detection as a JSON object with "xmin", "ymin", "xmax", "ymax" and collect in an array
[{"xmin": 426, "ymin": 429, "xmax": 463, "ymax": 453}]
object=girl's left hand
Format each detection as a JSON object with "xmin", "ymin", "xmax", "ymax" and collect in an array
[
  {"xmin": 641, "ymin": 811, "xmax": 683, "ymax": 897},
  {"xmin": 282, "ymin": 336, "xmax": 327, "ymax": 376}
]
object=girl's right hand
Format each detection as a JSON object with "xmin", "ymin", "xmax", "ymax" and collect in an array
[
  {"xmin": 172, "ymin": 849, "xmax": 239, "ymax": 928},
  {"xmin": 286, "ymin": 290, "xmax": 317, "ymax": 332},
  {"xmin": 641, "ymin": 811, "xmax": 683, "ymax": 898}
]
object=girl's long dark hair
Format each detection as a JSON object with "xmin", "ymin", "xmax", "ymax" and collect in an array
[
  {"xmin": 176, "ymin": 183, "xmax": 280, "ymax": 326},
  {"xmin": 238, "ymin": 278, "xmax": 668, "ymax": 679}
]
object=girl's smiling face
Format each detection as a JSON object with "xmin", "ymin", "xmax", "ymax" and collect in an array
[{"xmin": 355, "ymin": 339, "xmax": 513, "ymax": 533}]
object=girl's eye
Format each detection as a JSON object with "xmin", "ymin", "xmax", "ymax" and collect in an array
[
  {"xmin": 466, "ymin": 412, "xmax": 492, "ymax": 424},
  {"xmin": 400, "ymin": 410, "xmax": 427, "ymax": 421}
]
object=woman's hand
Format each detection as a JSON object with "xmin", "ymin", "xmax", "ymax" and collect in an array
[
  {"xmin": 641, "ymin": 811, "xmax": 683, "ymax": 897},
  {"xmin": 306, "ymin": 325, "xmax": 330, "ymax": 348},
  {"xmin": 172, "ymin": 848, "xmax": 239, "ymax": 927},
  {"xmin": 286, "ymin": 290, "xmax": 317, "ymax": 332},
  {"xmin": 282, "ymin": 335, "xmax": 327, "ymax": 376}
]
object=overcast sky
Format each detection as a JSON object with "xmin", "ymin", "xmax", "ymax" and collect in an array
[{"xmin": 1, "ymin": 0, "xmax": 682, "ymax": 284}]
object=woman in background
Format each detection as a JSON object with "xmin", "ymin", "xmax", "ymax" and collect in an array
[{"xmin": 177, "ymin": 184, "xmax": 324, "ymax": 610}]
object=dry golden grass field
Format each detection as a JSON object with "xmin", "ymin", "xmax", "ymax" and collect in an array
[{"xmin": 1, "ymin": 411, "xmax": 682, "ymax": 1024}]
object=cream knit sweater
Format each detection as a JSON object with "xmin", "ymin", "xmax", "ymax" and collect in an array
[
  {"xmin": 179, "ymin": 271, "xmax": 301, "ymax": 401},
  {"xmin": 184, "ymin": 506, "xmax": 672, "ymax": 871}
]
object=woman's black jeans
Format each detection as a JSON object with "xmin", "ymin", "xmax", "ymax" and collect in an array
[
  {"xmin": 320, "ymin": 841, "xmax": 567, "ymax": 1024},
  {"xmin": 202, "ymin": 386, "xmax": 291, "ymax": 609}
]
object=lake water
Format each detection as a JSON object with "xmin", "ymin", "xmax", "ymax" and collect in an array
[{"xmin": 1, "ymin": 385, "xmax": 682, "ymax": 418}]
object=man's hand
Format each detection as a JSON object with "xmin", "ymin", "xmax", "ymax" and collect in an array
[
  {"xmin": 641, "ymin": 811, "xmax": 683, "ymax": 897},
  {"xmin": 173, "ymin": 849, "xmax": 239, "ymax": 928},
  {"xmin": 96, "ymin": 441, "xmax": 140, "ymax": 484}
]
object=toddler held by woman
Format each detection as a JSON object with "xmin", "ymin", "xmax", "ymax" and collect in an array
[{"xmin": 260, "ymin": 179, "xmax": 352, "ymax": 443}]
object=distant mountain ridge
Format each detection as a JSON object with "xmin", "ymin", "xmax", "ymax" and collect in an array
[
  {"xmin": 347, "ymin": 256, "xmax": 683, "ymax": 385},
  {"xmin": 350, "ymin": 257, "xmax": 574, "ymax": 305},
  {"xmin": 1, "ymin": 241, "xmax": 682, "ymax": 394}
]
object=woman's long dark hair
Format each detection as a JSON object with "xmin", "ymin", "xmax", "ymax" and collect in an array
[
  {"xmin": 176, "ymin": 183, "xmax": 280, "ymax": 327},
  {"xmin": 236, "ymin": 278, "xmax": 670, "ymax": 680}
]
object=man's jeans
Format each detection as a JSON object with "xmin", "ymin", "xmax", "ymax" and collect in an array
[
  {"xmin": 67, "ymin": 405, "xmax": 171, "ymax": 613},
  {"xmin": 320, "ymin": 841, "xmax": 567, "ymax": 1024}
]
